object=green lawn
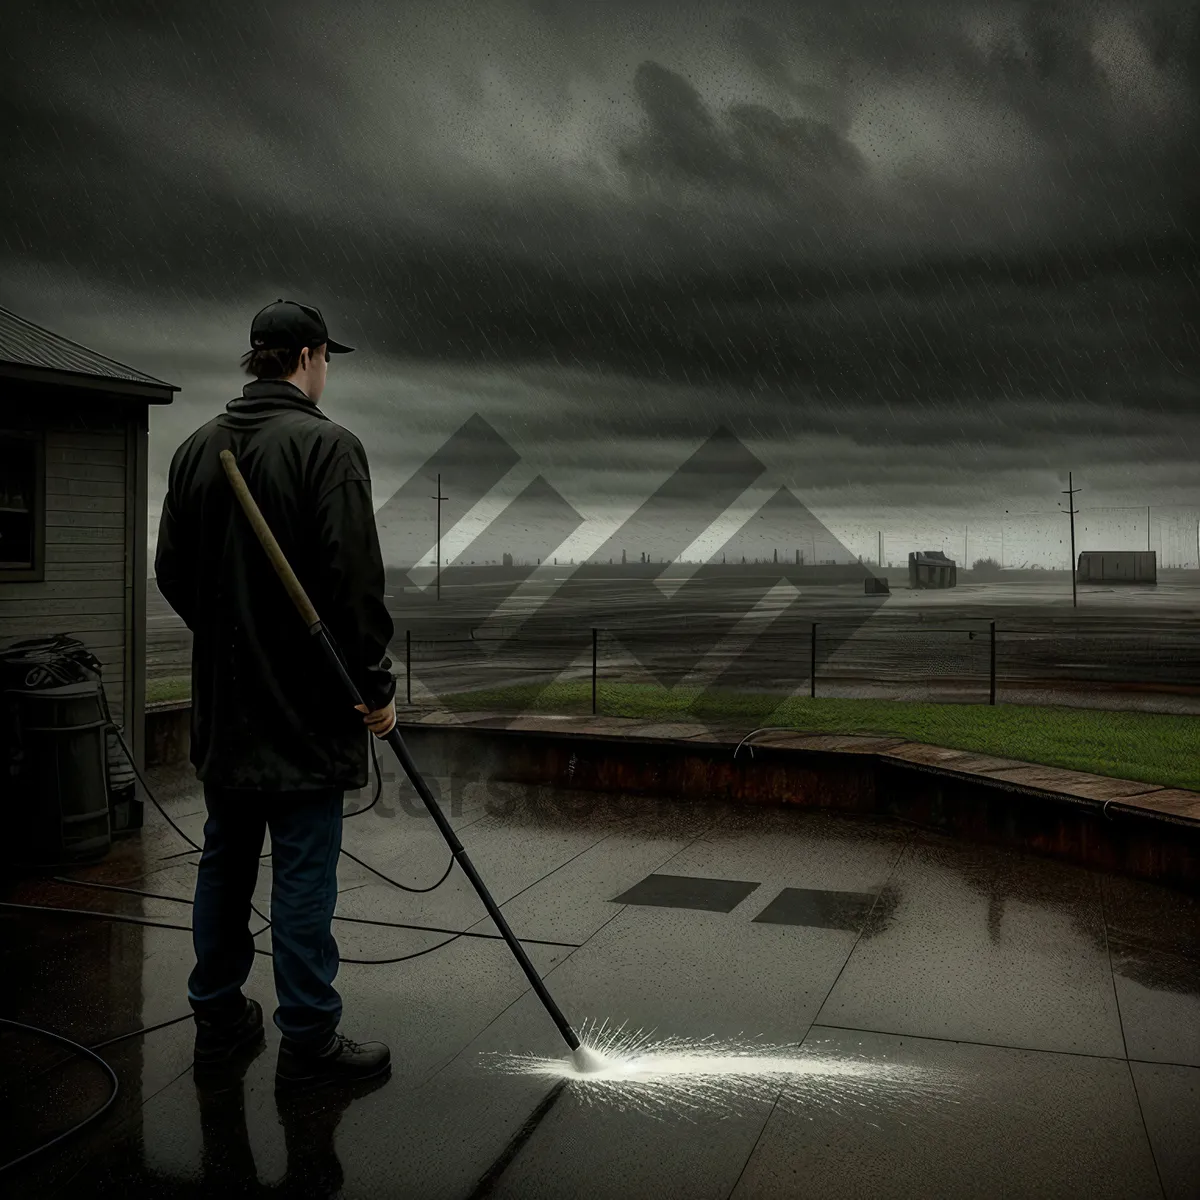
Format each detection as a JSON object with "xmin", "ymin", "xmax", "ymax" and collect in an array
[
  {"xmin": 146, "ymin": 675, "xmax": 192, "ymax": 705},
  {"xmin": 441, "ymin": 680, "xmax": 1200, "ymax": 793},
  {"xmin": 145, "ymin": 675, "xmax": 1200, "ymax": 792}
]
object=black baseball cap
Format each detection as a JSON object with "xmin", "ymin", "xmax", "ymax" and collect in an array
[{"xmin": 249, "ymin": 299, "xmax": 354, "ymax": 354}]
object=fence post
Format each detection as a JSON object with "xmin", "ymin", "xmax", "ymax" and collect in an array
[
  {"xmin": 592, "ymin": 627, "xmax": 598, "ymax": 714},
  {"xmin": 810, "ymin": 622, "xmax": 817, "ymax": 698},
  {"xmin": 406, "ymin": 629, "xmax": 411, "ymax": 705},
  {"xmin": 989, "ymin": 620, "xmax": 996, "ymax": 706}
]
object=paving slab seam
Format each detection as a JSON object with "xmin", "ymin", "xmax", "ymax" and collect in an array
[
  {"xmin": 41, "ymin": 1058, "xmax": 198, "ymax": 1200},
  {"xmin": 415, "ymin": 809, "xmax": 729, "ymax": 1090},
  {"xmin": 412, "ymin": 904, "xmax": 633, "ymax": 1094},
  {"xmin": 810, "ymin": 1023, "xmax": 1142, "ymax": 1065},
  {"xmin": 38, "ymin": 876, "xmax": 583, "ymax": 951},
  {"xmin": 723, "ymin": 1092, "xmax": 784, "ymax": 1200},
  {"xmin": 1097, "ymin": 874, "xmax": 1170, "ymax": 1198},
  {"xmin": 1126, "ymin": 1056, "xmax": 1200, "ymax": 1073},
  {"xmin": 1098, "ymin": 874, "xmax": 1135, "ymax": 1066},
  {"xmin": 806, "ymin": 832, "xmax": 916, "ymax": 1031},
  {"xmin": 421, "ymin": 902, "xmax": 663, "ymax": 1086},
  {"xmin": 448, "ymin": 799, "xmax": 720, "ymax": 942},
  {"xmin": 455, "ymin": 828, "xmax": 621, "ymax": 942},
  {"xmin": 720, "ymin": 830, "xmax": 917, "ymax": 1200},
  {"xmin": 695, "ymin": 827, "xmax": 922, "ymax": 1179},
  {"xmin": 463, "ymin": 1078, "xmax": 572, "ymax": 1200}
]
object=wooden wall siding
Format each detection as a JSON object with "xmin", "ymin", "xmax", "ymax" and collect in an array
[{"xmin": 0, "ymin": 413, "xmax": 129, "ymax": 731}]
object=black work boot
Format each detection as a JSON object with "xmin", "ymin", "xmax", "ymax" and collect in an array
[
  {"xmin": 275, "ymin": 1031, "xmax": 391, "ymax": 1091},
  {"xmin": 194, "ymin": 997, "xmax": 265, "ymax": 1068}
]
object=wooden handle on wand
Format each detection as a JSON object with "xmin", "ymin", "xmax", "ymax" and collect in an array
[{"xmin": 219, "ymin": 449, "xmax": 321, "ymax": 632}]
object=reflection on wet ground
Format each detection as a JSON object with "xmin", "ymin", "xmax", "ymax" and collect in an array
[{"xmin": 2, "ymin": 761, "xmax": 1197, "ymax": 1198}]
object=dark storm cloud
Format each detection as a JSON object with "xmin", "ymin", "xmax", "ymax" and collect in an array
[
  {"xmin": 1, "ymin": 0, "xmax": 1199, "ymax": 560},
  {"xmin": 3, "ymin": 1, "xmax": 1197, "ymax": 294},
  {"xmin": 616, "ymin": 60, "xmax": 867, "ymax": 202}
]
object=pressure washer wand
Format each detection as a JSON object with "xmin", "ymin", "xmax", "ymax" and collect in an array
[{"xmin": 219, "ymin": 450, "xmax": 585, "ymax": 1058}]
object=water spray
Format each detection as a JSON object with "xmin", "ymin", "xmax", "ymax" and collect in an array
[
  {"xmin": 220, "ymin": 449, "xmax": 604, "ymax": 1075},
  {"xmin": 487, "ymin": 1020, "xmax": 961, "ymax": 1119}
]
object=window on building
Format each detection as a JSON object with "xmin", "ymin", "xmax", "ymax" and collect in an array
[{"xmin": 0, "ymin": 432, "xmax": 44, "ymax": 579}]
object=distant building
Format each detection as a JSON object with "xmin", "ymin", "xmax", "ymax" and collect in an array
[
  {"xmin": 502, "ymin": 552, "xmax": 513, "ymax": 567},
  {"xmin": 1076, "ymin": 550, "xmax": 1156, "ymax": 584},
  {"xmin": 909, "ymin": 549, "xmax": 957, "ymax": 589}
]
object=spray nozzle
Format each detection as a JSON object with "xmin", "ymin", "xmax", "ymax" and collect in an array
[{"xmin": 570, "ymin": 1044, "xmax": 609, "ymax": 1074}]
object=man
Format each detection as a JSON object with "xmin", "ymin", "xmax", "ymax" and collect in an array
[{"xmin": 155, "ymin": 299, "xmax": 397, "ymax": 1090}]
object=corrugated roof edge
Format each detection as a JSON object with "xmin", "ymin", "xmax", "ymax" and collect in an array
[
  {"xmin": 0, "ymin": 360, "xmax": 177, "ymax": 403},
  {"xmin": 0, "ymin": 304, "xmax": 180, "ymax": 392}
]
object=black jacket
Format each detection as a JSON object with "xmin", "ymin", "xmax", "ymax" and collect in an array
[{"xmin": 154, "ymin": 379, "xmax": 396, "ymax": 791}]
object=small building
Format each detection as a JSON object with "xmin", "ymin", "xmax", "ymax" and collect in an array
[
  {"xmin": 1076, "ymin": 550, "xmax": 1156, "ymax": 585},
  {"xmin": 909, "ymin": 549, "xmax": 957, "ymax": 589},
  {"xmin": 0, "ymin": 305, "xmax": 178, "ymax": 772}
]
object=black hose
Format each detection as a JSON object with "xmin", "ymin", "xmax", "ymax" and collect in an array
[
  {"xmin": 0, "ymin": 1018, "xmax": 119, "ymax": 1177},
  {"xmin": 109, "ymin": 719, "xmax": 453, "ymax": 894},
  {"xmin": 337, "ymin": 847, "xmax": 455, "ymax": 894},
  {"xmin": 0, "ymin": 600, "xmax": 464, "ymax": 1177},
  {"xmin": 23, "ymin": 1014, "xmax": 195, "ymax": 1087},
  {"xmin": 42, "ymin": 881, "xmax": 583, "ymax": 948},
  {"xmin": 341, "ymin": 732, "xmax": 384, "ymax": 818},
  {"xmin": 0, "ymin": 710, "xmax": 452, "ymax": 1177}
]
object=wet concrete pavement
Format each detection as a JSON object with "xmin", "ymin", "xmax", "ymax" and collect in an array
[{"xmin": 2, "ymin": 759, "xmax": 1198, "ymax": 1198}]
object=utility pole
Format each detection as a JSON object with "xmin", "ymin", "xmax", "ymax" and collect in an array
[
  {"xmin": 430, "ymin": 472, "xmax": 448, "ymax": 602},
  {"xmin": 964, "ymin": 523, "xmax": 968, "ymax": 569},
  {"xmin": 1061, "ymin": 473, "xmax": 1081, "ymax": 608},
  {"xmin": 1147, "ymin": 506, "xmax": 1151, "ymax": 551}
]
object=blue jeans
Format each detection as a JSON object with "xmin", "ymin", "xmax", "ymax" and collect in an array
[{"xmin": 188, "ymin": 783, "xmax": 344, "ymax": 1047}]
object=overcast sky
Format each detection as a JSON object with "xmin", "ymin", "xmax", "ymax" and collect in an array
[{"xmin": 2, "ymin": 0, "xmax": 1198, "ymax": 569}]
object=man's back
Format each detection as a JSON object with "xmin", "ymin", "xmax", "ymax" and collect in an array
[{"xmin": 155, "ymin": 377, "xmax": 395, "ymax": 791}]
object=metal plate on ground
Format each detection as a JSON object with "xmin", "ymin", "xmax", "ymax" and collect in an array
[
  {"xmin": 752, "ymin": 887, "xmax": 877, "ymax": 930},
  {"xmin": 611, "ymin": 873, "xmax": 760, "ymax": 913}
]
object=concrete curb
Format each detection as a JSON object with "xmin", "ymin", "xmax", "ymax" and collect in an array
[
  {"xmin": 145, "ymin": 701, "xmax": 1200, "ymax": 888},
  {"xmin": 391, "ymin": 705, "xmax": 1200, "ymax": 823}
]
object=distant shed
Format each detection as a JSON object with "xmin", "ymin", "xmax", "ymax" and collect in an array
[
  {"xmin": 1076, "ymin": 550, "xmax": 1156, "ymax": 584},
  {"xmin": 909, "ymin": 549, "xmax": 957, "ymax": 589},
  {"xmin": 0, "ymin": 305, "xmax": 178, "ymax": 771}
]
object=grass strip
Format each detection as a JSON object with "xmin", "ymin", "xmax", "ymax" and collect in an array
[{"xmin": 441, "ymin": 680, "xmax": 1200, "ymax": 793}]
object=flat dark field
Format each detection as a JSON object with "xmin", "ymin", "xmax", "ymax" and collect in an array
[{"xmin": 147, "ymin": 568, "xmax": 1200, "ymax": 715}]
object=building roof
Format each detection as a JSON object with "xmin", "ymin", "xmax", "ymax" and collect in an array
[{"xmin": 0, "ymin": 304, "xmax": 178, "ymax": 402}]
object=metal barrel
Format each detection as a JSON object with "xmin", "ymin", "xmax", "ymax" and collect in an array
[{"xmin": 7, "ymin": 680, "xmax": 111, "ymax": 861}]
